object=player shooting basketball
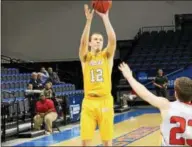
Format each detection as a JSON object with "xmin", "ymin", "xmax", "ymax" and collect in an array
[
  {"xmin": 119, "ymin": 62, "xmax": 192, "ymax": 146},
  {"xmin": 79, "ymin": 4, "xmax": 116, "ymax": 146}
]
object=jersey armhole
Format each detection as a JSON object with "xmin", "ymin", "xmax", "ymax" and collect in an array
[
  {"xmin": 160, "ymin": 104, "xmax": 171, "ymax": 119},
  {"xmin": 102, "ymin": 48, "xmax": 110, "ymax": 58}
]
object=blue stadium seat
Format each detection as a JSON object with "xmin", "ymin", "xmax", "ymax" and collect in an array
[
  {"xmin": 10, "ymin": 82, "xmax": 15, "ymax": 90},
  {"xmin": 20, "ymin": 82, "xmax": 25, "ymax": 89},
  {"xmin": 4, "ymin": 69, "xmax": 8, "ymax": 75},
  {"xmin": 15, "ymin": 68, "xmax": 19, "ymax": 74},
  {"xmin": 7, "ymin": 69, "xmax": 12, "ymax": 75},
  {"xmin": 72, "ymin": 84, "xmax": 75, "ymax": 90},
  {"xmin": 15, "ymin": 82, "xmax": 20, "ymax": 89},
  {"xmin": 20, "ymin": 90, "xmax": 24, "ymax": 98},
  {"xmin": 1, "ymin": 83, "xmax": 5, "ymax": 89},
  {"xmin": 23, "ymin": 74, "xmax": 28, "ymax": 80},
  {"xmin": 58, "ymin": 85, "xmax": 62, "ymax": 92},
  {"xmin": 4, "ymin": 82, "xmax": 9, "ymax": 89},
  {"xmin": 4, "ymin": 92, "xmax": 10, "ymax": 99},
  {"xmin": 15, "ymin": 90, "xmax": 20, "ymax": 98},
  {"xmin": 16, "ymin": 74, "xmax": 20, "ymax": 81},
  {"xmin": 12, "ymin": 75, "xmax": 16, "ymax": 81}
]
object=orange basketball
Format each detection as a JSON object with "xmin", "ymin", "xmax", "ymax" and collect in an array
[{"xmin": 91, "ymin": 0, "xmax": 112, "ymax": 14}]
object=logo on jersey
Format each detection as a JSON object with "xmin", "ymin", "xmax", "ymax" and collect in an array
[{"xmin": 89, "ymin": 60, "xmax": 103, "ymax": 66}]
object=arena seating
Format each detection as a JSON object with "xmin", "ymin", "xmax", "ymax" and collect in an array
[
  {"xmin": 128, "ymin": 29, "xmax": 192, "ymax": 71},
  {"xmin": 1, "ymin": 67, "xmax": 84, "ymax": 141},
  {"xmin": 116, "ymin": 27, "xmax": 192, "ymax": 105}
]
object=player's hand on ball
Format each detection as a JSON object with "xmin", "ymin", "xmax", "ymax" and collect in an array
[
  {"xmin": 84, "ymin": 4, "xmax": 94, "ymax": 21},
  {"xmin": 95, "ymin": 10, "xmax": 109, "ymax": 18},
  {"xmin": 118, "ymin": 62, "xmax": 133, "ymax": 79}
]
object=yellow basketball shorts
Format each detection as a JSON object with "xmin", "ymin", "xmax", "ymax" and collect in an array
[{"xmin": 80, "ymin": 96, "xmax": 114, "ymax": 141}]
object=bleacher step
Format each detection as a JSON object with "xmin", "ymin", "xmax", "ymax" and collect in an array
[
  {"xmin": 115, "ymin": 106, "xmax": 131, "ymax": 113},
  {"xmin": 5, "ymin": 118, "xmax": 31, "ymax": 128},
  {"xmin": 18, "ymin": 130, "xmax": 45, "ymax": 138},
  {"xmin": 2, "ymin": 122, "xmax": 31, "ymax": 137}
]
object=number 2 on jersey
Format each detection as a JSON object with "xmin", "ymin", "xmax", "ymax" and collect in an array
[
  {"xmin": 170, "ymin": 116, "xmax": 192, "ymax": 145},
  {"xmin": 90, "ymin": 69, "xmax": 103, "ymax": 82}
]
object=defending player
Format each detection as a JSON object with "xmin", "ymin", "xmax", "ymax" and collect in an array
[{"xmin": 119, "ymin": 62, "xmax": 192, "ymax": 146}]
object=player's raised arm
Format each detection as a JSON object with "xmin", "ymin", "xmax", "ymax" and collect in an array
[
  {"xmin": 79, "ymin": 4, "xmax": 94, "ymax": 62},
  {"xmin": 96, "ymin": 11, "xmax": 116, "ymax": 58},
  {"xmin": 118, "ymin": 62, "xmax": 170, "ymax": 110}
]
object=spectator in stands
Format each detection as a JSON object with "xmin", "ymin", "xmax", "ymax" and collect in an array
[
  {"xmin": 153, "ymin": 69, "xmax": 168, "ymax": 97},
  {"xmin": 39, "ymin": 72, "xmax": 50, "ymax": 86},
  {"xmin": 37, "ymin": 73, "xmax": 44, "ymax": 88},
  {"xmin": 40, "ymin": 68, "xmax": 50, "ymax": 84},
  {"xmin": 25, "ymin": 84, "xmax": 34, "ymax": 98},
  {"xmin": 40, "ymin": 67, "xmax": 49, "ymax": 77},
  {"xmin": 43, "ymin": 82, "xmax": 53, "ymax": 99},
  {"xmin": 47, "ymin": 67, "xmax": 60, "ymax": 84},
  {"xmin": 38, "ymin": 72, "xmax": 49, "ymax": 86},
  {"xmin": 33, "ymin": 92, "xmax": 58, "ymax": 135},
  {"xmin": 27, "ymin": 83, "xmax": 33, "ymax": 90},
  {"xmin": 25, "ymin": 83, "xmax": 41, "ymax": 117},
  {"xmin": 29, "ymin": 72, "xmax": 40, "ymax": 89},
  {"xmin": 44, "ymin": 82, "xmax": 66, "ymax": 120}
]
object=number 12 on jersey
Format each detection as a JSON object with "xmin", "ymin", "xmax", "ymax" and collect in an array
[{"xmin": 90, "ymin": 69, "xmax": 104, "ymax": 82}]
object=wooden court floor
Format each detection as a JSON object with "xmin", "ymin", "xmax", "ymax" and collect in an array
[
  {"xmin": 53, "ymin": 113, "xmax": 161, "ymax": 146},
  {"xmin": 12, "ymin": 107, "xmax": 161, "ymax": 146}
]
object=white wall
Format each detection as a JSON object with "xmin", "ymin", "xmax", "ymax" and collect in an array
[{"xmin": 2, "ymin": 1, "xmax": 192, "ymax": 61}]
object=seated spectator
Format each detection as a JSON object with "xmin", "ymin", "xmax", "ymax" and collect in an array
[
  {"xmin": 44, "ymin": 82, "xmax": 67, "ymax": 119},
  {"xmin": 47, "ymin": 67, "xmax": 60, "ymax": 84},
  {"xmin": 43, "ymin": 81, "xmax": 62, "ymax": 108},
  {"xmin": 29, "ymin": 72, "xmax": 42, "ymax": 90},
  {"xmin": 33, "ymin": 93, "xmax": 58, "ymax": 135},
  {"xmin": 37, "ymin": 73, "xmax": 44, "ymax": 89},
  {"xmin": 25, "ymin": 83, "xmax": 42, "ymax": 97},
  {"xmin": 27, "ymin": 83, "xmax": 33, "ymax": 90},
  {"xmin": 25, "ymin": 83, "xmax": 42, "ymax": 117},
  {"xmin": 25, "ymin": 84, "xmax": 33, "ymax": 97},
  {"xmin": 40, "ymin": 67, "xmax": 49, "ymax": 77},
  {"xmin": 43, "ymin": 82, "xmax": 53, "ymax": 99},
  {"xmin": 40, "ymin": 68, "xmax": 50, "ymax": 84}
]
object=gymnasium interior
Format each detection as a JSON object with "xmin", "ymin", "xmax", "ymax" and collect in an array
[{"xmin": 1, "ymin": 1, "xmax": 192, "ymax": 146}]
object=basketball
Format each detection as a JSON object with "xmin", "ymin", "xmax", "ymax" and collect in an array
[{"xmin": 91, "ymin": 0, "xmax": 112, "ymax": 14}]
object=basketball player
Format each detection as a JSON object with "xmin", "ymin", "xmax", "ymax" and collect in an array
[
  {"xmin": 79, "ymin": 4, "xmax": 116, "ymax": 146},
  {"xmin": 119, "ymin": 62, "xmax": 192, "ymax": 146}
]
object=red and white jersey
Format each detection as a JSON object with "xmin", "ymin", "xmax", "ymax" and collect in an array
[{"xmin": 161, "ymin": 100, "xmax": 192, "ymax": 146}]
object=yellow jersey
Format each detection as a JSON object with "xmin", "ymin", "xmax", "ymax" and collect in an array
[{"xmin": 82, "ymin": 50, "xmax": 112, "ymax": 98}]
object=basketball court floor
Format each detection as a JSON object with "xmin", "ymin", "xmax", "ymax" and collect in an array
[{"xmin": 3, "ymin": 107, "xmax": 162, "ymax": 146}]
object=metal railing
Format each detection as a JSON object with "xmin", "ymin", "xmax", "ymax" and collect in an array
[
  {"xmin": 1, "ymin": 54, "xmax": 75, "ymax": 84},
  {"xmin": 140, "ymin": 25, "xmax": 176, "ymax": 34},
  {"xmin": 1, "ymin": 55, "xmax": 12, "ymax": 64},
  {"xmin": 144, "ymin": 65, "xmax": 189, "ymax": 87},
  {"xmin": 1, "ymin": 55, "xmax": 23, "ymax": 64}
]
